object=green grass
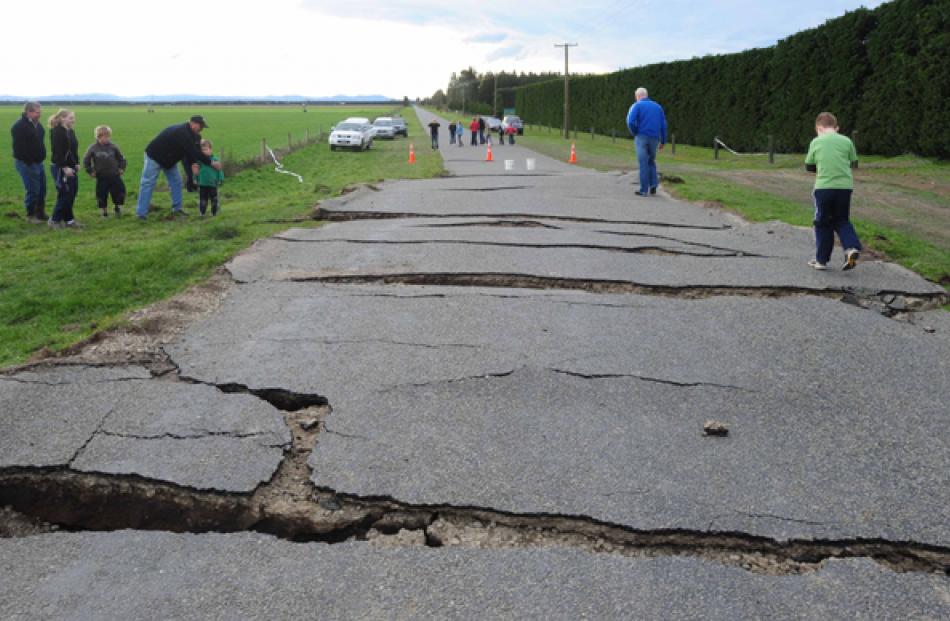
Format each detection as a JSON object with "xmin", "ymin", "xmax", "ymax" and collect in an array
[
  {"xmin": 518, "ymin": 127, "xmax": 950, "ymax": 285},
  {"xmin": 0, "ymin": 106, "xmax": 441, "ymax": 366}
]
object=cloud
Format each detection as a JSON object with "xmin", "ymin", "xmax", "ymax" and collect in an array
[
  {"xmin": 466, "ymin": 33, "xmax": 508, "ymax": 44},
  {"xmin": 486, "ymin": 45, "xmax": 525, "ymax": 62}
]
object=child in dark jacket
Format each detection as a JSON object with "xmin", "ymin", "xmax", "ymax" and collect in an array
[
  {"xmin": 82, "ymin": 125, "xmax": 127, "ymax": 217},
  {"xmin": 194, "ymin": 139, "xmax": 224, "ymax": 216}
]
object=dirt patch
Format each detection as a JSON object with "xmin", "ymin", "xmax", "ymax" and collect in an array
[
  {"xmin": 21, "ymin": 269, "xmax": 233, "ymax": 369},
  {"xmin": 0, "ymin": 506, "xmax": 56, "ymax": 538}
]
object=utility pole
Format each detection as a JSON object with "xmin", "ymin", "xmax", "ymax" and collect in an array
[
  {"xmin": 493, "ymin": 73, "xmax": 498, "ymax": 118},
  {"xmin": 555, "ymin": 43, "xmax": 578, "ymax": 139}
]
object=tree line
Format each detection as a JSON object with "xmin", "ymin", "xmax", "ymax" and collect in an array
[
  {"xmin": 426, "ymin": 68, "xmax": 563, "ymax": 117},
  {"xmin": 513, "ymin": 0, "xmax": 949, "ymax": 157}
]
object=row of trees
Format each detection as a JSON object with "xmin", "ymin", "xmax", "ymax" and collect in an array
[
  {"xmin": 514, "ymin": 0, "xmax": 950, "ymax": 156},
  {"xmin": 427, "ymin": 68, "xmax": 561, "ymax": 117}
]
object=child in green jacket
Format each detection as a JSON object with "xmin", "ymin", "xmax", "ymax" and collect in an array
[{"xmin": 194, "ymin": 139, "xmax": 224, "ymax": 216}]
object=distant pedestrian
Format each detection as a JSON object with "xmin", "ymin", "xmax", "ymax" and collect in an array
[
  {"xmin": 478, "ymin": 115, "xmax": 486, "ymax": 144},
  {"xmin": 455, "ymin": 121, "xmax": 464, "ymax": 147},
  {"xmin": 805, "ymin": 112, "xmax": 862, "ymax": 271},
  {"xmin": 82, "ymin": 125, "xmax": 127, "ymax": 217},
  {"xmin": 136, "ymin": 115, "xmax": 220, "ymax": 220},
  {"xmin": 495, "ymin": 125, "xmax": 504, "ymax": 146},
  {"xmin": 448, "ymin": 120, "xmax": 457, "ymax": 144},
  {"xmin": 505, "ymin": 124, "xmax": 516, "ymax": 145},
  {"xmin": 626, "ymin": 87, "xmax": 667, "ymax": 197},
  {"xmin": 469, "ymin": 117, "xmax": 479, "ymax": 146},
  {"xmin": 194, "ymin": 139, "xmax": 224, "ymax": 216},
  {"xmin": 427, "ymin": 119, "xmax": 441, "ymax": 149},
  {"xmin": 11, "ymin": 101, "xmax": 48, "ymax": 223},
  {"xmin": 48, "ymin": 109, "xmax": 81, "ymax": 228}
]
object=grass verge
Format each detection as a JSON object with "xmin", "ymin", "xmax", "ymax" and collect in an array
[{"xmin": 0, "ymin": 107, "xmax": 441, "ymax": 366}]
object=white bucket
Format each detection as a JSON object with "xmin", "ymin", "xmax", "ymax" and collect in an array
[
  {"xmin": 526, "ymin": 158, "xmax": 536, "ymax": 171},
  {"xmin": 504, "ymin": 159, "xmax": 514, "ymax": 171}
]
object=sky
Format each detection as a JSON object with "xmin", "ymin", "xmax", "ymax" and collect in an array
[{"xmin": 0, "ymin": 0, "xmax": 888, "ymax": 99}]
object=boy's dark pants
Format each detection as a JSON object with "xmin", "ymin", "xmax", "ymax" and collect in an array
[
  {"xmin": 813, "ymin": 189, "xmax": 862, "ymax": 264},
  {"xmin": 199, "ymin": 186, "xmax": 219, "ymax": 215},
  {"xmin": 96, "ymin": 175, "xmax": 126, "ymax": 209}
]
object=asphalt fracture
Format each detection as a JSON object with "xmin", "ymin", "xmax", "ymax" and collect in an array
[{"xmin": 2, "ymin": 109, "xmax": 948, "ymax": 620}]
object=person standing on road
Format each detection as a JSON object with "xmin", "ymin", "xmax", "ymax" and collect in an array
[
  {"xmin": 11, "ymin": 102, "xmax": 48, "ymax": 224},
  {"xmin": 455, "ymin": 120, "xmax": 464, "ymax": 147},
  {"xmin": 427, "ymin": 119, "xmax": 441, "ymax": 149},
  {"xmin": 469, "ymin": 117, "xmax": 479, "ymax": 146},
  {"xmin": 626, "ymin": 87, "xmax": 667, "ymax": 197},
  {"xmin": 805, "ymin": 112, "xmax": 862, "ymax": 271},
  {"xmin": 478, "ymin": 115, "xmax": 486, "ymax": 145},
  {"xmin": 448, "ymin": 120, "xmax": 457, "ymax": 145},
  {"xmin": 48, "ymin": 109, "xmax": 81, "ymax": 228},
  {"xmin": 136, "ymin": 115, "xmax": 220, "ymax": 220}
]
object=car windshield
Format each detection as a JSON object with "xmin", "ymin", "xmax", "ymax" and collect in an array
[
  {"xmin": 336, "ymin": 123, "xmax": 362, "ymax": 131},
  {"xmin": 374, "ymin": 120, "xmax": 392, "ymax": 126}
]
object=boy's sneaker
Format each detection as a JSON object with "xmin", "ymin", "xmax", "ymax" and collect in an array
[
  {"xmin": 649, "ymin": 186, "xmax": 657, "ymax": 195},
  {"xmin": 48, "ymin": 219, "xmax": 64, "ymax": 229},
  {"xmin": 100, "ymin": 208, "xmax": 108, "ymax": 217},
  {"xmin": 114, "ymin": 207, "xmax": 122, "ymax": 217},
  {"xmin": 842, "ymin": 248, "xmax": 860, "ymax": 271},
  {"xmin": 807, "ymin": 259, "xmax": 828, "ymax": 271},
  {"xmin": 66, "ymin": 220, "xmax": 83, "ymax": 228}
]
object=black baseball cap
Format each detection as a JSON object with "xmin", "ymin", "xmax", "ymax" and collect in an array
[{"xmin": 190, "ymin": 115, "xmax": 209, "ymax": 128}]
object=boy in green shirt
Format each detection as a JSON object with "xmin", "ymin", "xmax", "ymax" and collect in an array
[
  {"xmin": 194, "ymin": 139, "xmax": 224, "ymax": 216},
  {"xmin": 804, "ymin": 112, "xmax": 861, "ymax": 271}
]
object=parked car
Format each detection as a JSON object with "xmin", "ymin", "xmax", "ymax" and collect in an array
[
  {"xmin": 329, "ymin": 121, "xmax": 374, "ymax": 151},
  {"xmin": 482, "ymin": 116, "xmax": 502, "ymax": 131},
  {"xmin": 391, "ymin": 117, "xmax": 409, "ymax": 137},
  {"xmin": 502, "ymin": 115, "xmax": 524, "ymax": 135},
  {"xmin": 342, "ymin": 117, "xmax": 375, "ymax": 137},
  {"xmin": 373, "ymin": 117, "xmax": 397, "ymax": 139}
]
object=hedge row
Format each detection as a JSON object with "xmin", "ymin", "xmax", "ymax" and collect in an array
[{"xmin": 515, "ymin": 0, "xmax": 950, "ymax": 156}]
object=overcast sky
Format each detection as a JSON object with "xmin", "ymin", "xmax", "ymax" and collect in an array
[{"xmin": 0, "ymin": 0, "xmax": 888, "ymax": 99}]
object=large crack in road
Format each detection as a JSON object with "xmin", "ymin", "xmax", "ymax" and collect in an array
[{"xmin": 3, "ymin": 361, "xmax": 949, "ymax": 578}]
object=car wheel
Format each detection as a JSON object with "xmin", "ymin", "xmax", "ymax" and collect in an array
[
  {"xmin": 330, "ymin": 145, "xmax": 337, "ymax": 151},
  {"xmin": 366, "ymin": 140, "xmax": 373, "ymax": 150}
]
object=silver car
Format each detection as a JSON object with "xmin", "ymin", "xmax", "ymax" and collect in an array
[
  {"xmin": 329, "ymin": 121, "xmax": 374, "ymax": 151},
  {"xmin": 373, "ymin": 117, "xmax": 397, "ymax": 139}
]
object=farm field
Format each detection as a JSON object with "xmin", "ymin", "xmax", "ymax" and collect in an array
[
  {"xmin": 512, "ymin": 124, "xmax": 950, "ymax": 285},
  {"xmin": 0, "ymin": 105, "xmax": 442, "ymax": 366}
]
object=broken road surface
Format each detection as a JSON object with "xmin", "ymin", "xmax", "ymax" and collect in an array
[{"xmin": 2, "ymin": 108, "xmax": 948, "ymax": 619}]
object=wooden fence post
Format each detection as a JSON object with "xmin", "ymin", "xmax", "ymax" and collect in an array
[
  {"xmin": 590, "ymin": 126, "xmax": 594, "ymax": 140},
  {"xmin": 768, "ymin": 134, "xmax": 774, "ymax": 164},
  {"xmin": 713, "ymin": 137, "xmax": 719, "ymax": 160},
  {"xmin": 261, "ymin": 138, "xmax": 267, "ymax": 162},
  {"xmin": 852, "ymin": 131, "xmax": 859, "ymax": 168},
  {"xmin": 612, "ymin": 129, "xmax": 616, "ymax": 143},
  {"xmin": 671, "ymin": 133, "xmax": 676, "ymax": 156}
]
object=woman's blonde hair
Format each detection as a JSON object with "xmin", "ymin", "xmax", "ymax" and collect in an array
[
  {"xmin": 48, "ymin": 108, "xmax": 74, "ymax": 129},
  {"xmin": 95, "ymin": 125, "xmax": 112, "ymax": 138}
]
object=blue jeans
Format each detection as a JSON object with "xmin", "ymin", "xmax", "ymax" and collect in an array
[
  {"xmin": 813, "ymin": 189, "xmax": 862, "ymax": 264},
  {"xmin": 50, "ymin": 165, "xmax": 79, "ymax": 223},
  {"xmin": 14, "ymin": 159, "xmax": 46, "ymax": 216},
  {"xmin": 137, "ymin": 155, "xmax": 183, "ymax": 217},
  {"xmin": 635, "ymin": 135, "xmax": 659, "ymax": 194}
]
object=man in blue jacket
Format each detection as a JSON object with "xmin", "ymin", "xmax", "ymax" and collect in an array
[
  {"xmin": 136, "ymin": 115, "xmax": 222, "ymax": 220},
  {"xmin": 626, "ymin": 87, "xmax": 667, "ymax": 197},
  {"xmin": 11, "ymin": 102, "xmax": 48, "ymax": 223}
]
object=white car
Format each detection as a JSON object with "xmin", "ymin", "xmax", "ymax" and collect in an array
[
  {"xmin": 329, "ymin": 121, "xmax": 374, "ymax": 151},
  {"xmin": 373, "ymin": 117, "xmax": 397, "ymax": 139},
  {"xmin": 501, "ymin": 115, "xmax": 524, "ymax": 135}
]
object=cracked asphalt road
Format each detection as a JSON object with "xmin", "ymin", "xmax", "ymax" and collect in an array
[{"xmin": 1, "ymin": 108, "xmax": 948, "ymax": 619}]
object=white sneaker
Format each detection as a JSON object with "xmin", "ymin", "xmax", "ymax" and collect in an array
[
  {"xmin": 808, "ymin": 259, "xmax": 828, "ymax": 271},
  {"xmin": 842, "ymin": 248, "xmax": 860, "ymax": 271}
]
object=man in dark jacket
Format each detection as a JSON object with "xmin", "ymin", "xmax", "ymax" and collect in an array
[
  {"xmin": 135, "ymin": 115, "xmax": 221, "ymax": 219},
  {"xmin": 11, "ymin": 102, "xmax": 48, "ymax": 223}
]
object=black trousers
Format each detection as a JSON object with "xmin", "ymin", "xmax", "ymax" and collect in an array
[
  {"xmin": 199, "ymin": 186, "xmax": 219, "ymax": 215},
  {"xmin": 95, "ymin": 175, "xmax": 126, "ymax": 209}
]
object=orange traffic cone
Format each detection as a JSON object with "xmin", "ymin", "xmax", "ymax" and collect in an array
[
  {"xmin": 485, "ymin": 144, "xmax": 494, "ymax": 162},
  {"xmin": 568, "ymin": 143, "xmax": 577, "ymax": 164},
  {"xmin": 408, "ymin": 144, "xmax": 416, "ymax": 164}
]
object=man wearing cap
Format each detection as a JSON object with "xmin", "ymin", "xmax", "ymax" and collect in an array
[{"xmin": 136, "ymin": 115, "xmax": 222, "ymax": 219}]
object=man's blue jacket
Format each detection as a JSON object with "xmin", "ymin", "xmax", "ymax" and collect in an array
[{"xmin": 626, "ymin": 98, "xmax": 667, "ymax": 143}]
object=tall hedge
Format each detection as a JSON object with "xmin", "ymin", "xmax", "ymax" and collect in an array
[{"xmin": 515, "ymin": 0, "xmax": 950, "ymax": 157}]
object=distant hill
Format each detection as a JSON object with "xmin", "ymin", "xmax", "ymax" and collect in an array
[{"xmin": 0, "ymin": 94, "xmax": 397, "ymax": 103}]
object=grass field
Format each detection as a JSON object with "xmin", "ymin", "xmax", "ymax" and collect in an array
[
  {"xmin": 1, "ymin": 105, "xmax": 441, "ymax": 366},
  {"xmin": 514, "ymin": 125, "xmax": 950, "ymax": 285}
]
